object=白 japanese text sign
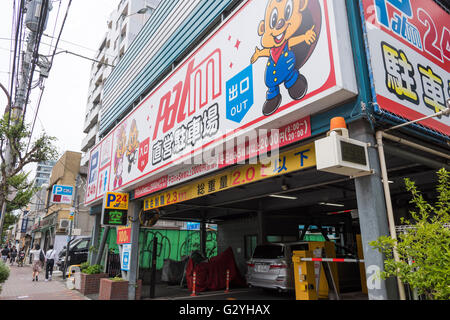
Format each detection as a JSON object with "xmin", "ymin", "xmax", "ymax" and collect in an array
[
  {"xmin": 144, "ymin": 142, "xmax": 316, "ymax": 210},
  {"xmin": 86, "ymin": 0, "xmax": 357, "ymax": 205}
]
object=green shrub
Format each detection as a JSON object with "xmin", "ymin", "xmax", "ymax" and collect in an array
[
  {"xmin": 110, "ymin": 276, "xmax": 125, "ymax": 282},
  {"xmin": 83, "ymin": 264, "xmax": 103, "ymax": 275},
  {"xmin": 80, "ymin": 262, "xmax": 89, "ymax": 272},
  {"xmin": 370, "ymin": 168, "xmax": 450, "ymax": 300},
  {"xmin": 0, "ymin": 261, "xmax": 9, "ymax": 283},
  {"xmin": 0, "ymin": 261, "xmax": 10, "ymax": 294}
]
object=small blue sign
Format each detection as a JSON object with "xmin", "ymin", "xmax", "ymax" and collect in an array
[
  {"xmin": 52, "ymin": 185, "xmax": 74, "ymax": 196},
  {"xmin": 186, "ymin": 222, "xmax": 200, "ymax": 230},
  {"xmin": 121, "ymin": 243, "xmax": 131, "ymax": 271},
  {"xmin": 226, "ymin": 65, "xmax": 254, "ymax": 123}
]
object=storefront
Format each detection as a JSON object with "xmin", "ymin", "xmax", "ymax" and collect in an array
[
  {"xmin": 31, "ymin": 213, "xmax": 57, "ymax": 252},
  {"xmin": 85, "ymin": 0, "xmax": 449, "ymax": 300}
]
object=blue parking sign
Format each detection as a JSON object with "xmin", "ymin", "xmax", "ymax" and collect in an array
[{"xmin": 226, "ymin": 65, "xmax": 254, "ymax": 123}]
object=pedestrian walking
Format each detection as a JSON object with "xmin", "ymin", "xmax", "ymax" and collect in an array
[
  {"xmin": 1, "ymin": 246, "xmax": 9, "ymax": 263},
  {"xmin": 45, "ymin": 245, "xmax": 57, "ymax": 281},
  {"xmin": 17, "ymin": 248, "xmax": 25, "ymax": 267},
  {"xmin": 29, "ymin": 244, "xmax": 45, "ymax": 282},
  {"xmin": 9, "ymin": 246, "xmax": 17, "ymax": 266}
]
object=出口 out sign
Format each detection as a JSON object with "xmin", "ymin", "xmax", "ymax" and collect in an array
[
  {"xmin": 360, "ymin": 0, "xmax": 450, "ymax": 136},
  {"xmin": 85, "ymin": 0, "xmax": 358, "ymax": 205}
]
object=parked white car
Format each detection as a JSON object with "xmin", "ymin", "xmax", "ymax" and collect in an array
[{"xmin": 246, "ymin": 242, "xmax": 309, "ymax": 292}]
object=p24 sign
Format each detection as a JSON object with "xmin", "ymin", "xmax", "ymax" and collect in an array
[{"xmin": 104, "ymin": 192, "xmax": 129, "ymax": 210}]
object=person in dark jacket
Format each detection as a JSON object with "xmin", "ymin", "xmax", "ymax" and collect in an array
[
  {"xmin": 1, "ymin": 246, "xmax": 9, "ymax": 263},
  {"xmin": 9, "ymin": 246, "xmax": 17, "ymax": 265}
]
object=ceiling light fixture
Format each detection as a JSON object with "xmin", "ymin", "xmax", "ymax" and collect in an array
[
  {"xmin": 319, "ymin": 202, "xmax": 345, "ymax": 207},
  {"xmin": 269, "ymin": 195, "xmax": 298, "ymax": 200}
]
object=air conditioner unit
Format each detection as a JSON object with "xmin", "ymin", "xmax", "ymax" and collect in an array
[{"xmin": 59, "ymin": 219, "xmax": 70, "ymax": 230}]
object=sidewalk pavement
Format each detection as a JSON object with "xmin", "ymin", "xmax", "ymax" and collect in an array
[{"xmin": 0, "ymin": 263, "xmax": 89, "ymax": 300}]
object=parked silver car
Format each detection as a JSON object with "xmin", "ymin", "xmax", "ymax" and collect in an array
[{"xmin": 246, "ymin": 242, "xmax": 309, "ymax": 292}]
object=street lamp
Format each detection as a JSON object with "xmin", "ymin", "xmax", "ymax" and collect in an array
[{"xmin": 122, "ymin": 6, "xmax": 154, "ymax": 19}]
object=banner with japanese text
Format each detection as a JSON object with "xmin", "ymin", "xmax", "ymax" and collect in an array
[
  {"xmin": 360, "ymin": 0, "xmax": 450, "ymax": 136},
  {"xmin": 144, "ymin": 143, "xmax": 316, "ymax": 210},
  {"xmin": 85, "ymin": 0, "xmax": 357, "ymax": 205}
]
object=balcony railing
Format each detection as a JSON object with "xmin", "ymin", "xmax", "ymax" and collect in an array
[
  {"xmin": 83, "ymin": 103, "xmax": 100, "ymax": 133},
  {"xmin": 81, "ymin": 124, "xmax": 98, "ymax": 152}
]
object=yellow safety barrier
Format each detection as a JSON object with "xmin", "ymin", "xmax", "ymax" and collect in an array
[
  {"xmin": 356, "ymin": 235, "xmax": 368, "ymax": 294},
  {"xmin": 292, "ymin": 250, "xmax": 317, "ymax": 300},
  {"xmin": 67, "ymin": 265, "xmax": 81, "ymax": 278},
  {"xmin": 292, "ymin": 242, "xmax": 340, "ymax": 300}
]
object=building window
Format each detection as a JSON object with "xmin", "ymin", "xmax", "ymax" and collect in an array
[{"xmin": 244, "ymin": 234, "xmax": 258, "ymax": 259}]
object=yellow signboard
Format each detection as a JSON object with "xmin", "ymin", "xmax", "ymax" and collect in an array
[
  {"xmin": 104, "ymin": 192, "xmax": 129, "ymax": 210},
  {"xmin": 144, "ymin": 143, "xmax": 316, "ymax": 211}
]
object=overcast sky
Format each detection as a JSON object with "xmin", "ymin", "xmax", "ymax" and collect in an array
[{"xmin": 0, "ymin": 0, "xmax": 120, "ymax": 175}]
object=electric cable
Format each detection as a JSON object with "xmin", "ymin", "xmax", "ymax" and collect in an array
[
  {"xmin": 20, "ymin": 0, "xmax": 49, "ymax": 126},
  {"xmin": 7, "ymin": 0, "xmax": 17, "ymax": 96},
  {"xmin": 6, "ymin": 0, "xmax": 25, "ymax": 128},
  {"xmin": 46, "ymin": 50, "xmax": 115, "ymax": 68},
  {"xmin": 46, "ymin": 0, "xmax": 62, "ymax": 57},
  {"xmin": 46, "ymin": 0, "xmax": 72, "ymax": 72},
  {"xmin": 25, "ymin": 0, "xmax": 73, "ymax": 154}
]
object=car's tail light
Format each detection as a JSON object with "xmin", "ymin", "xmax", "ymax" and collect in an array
[
  {"xmin": 270, "ymin": 264, "xmax": 287, "ymax": 269},
  {"xmin": 247, "ymin": 263, "xmax": 255, "ymax": 268}
]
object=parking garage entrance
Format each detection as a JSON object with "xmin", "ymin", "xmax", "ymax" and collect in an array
[
  {"xmin": 131, "ymin": 127, "xmax": 448, "ymax": 300},
  {"xmin": 133, "ymin": 140, "xmax": 356, "ymax": 297}
]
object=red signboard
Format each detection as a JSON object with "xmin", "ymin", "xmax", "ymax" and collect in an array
[
  {"xmin": 117, "ymin": 227, "xmax": 132, "ymax": 245},
  {"xmin": 138, "ymin": 138, "xmax": 150, "ymax": 173}
]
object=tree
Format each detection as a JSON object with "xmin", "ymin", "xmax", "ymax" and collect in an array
[
  {"xmin": 370, "ymin": 168, "xmax": 450, "ymax": 300},
  {"xmin": 0, "ymin": 113, "xmax": 58, "ymax": 243}
]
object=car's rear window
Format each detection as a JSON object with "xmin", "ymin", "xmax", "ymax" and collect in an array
[
  {"xmin": 289, "ymin": 244, "xmax": 309, "ymax": 252},
  {"xmin": 252, "ymin": 245, "xmax": 284, "ymax": 259}
]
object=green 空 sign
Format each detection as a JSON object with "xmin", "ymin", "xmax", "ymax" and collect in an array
[{"xmin": 102, "ymin": 209, "xmax": 128, "ymax": 226}]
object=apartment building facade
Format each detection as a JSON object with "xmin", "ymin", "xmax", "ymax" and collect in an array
[
  {"xmin": 81, "ymin": 0, "xmax": 161, "ymax": 167},
  {"xmin": 33, "ymin": 160, "xmax": 57, "ymax": 188}
]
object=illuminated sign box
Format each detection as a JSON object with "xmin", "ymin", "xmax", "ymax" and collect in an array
[{"xmin": 101, "ymin": 192, "xmax": 129, "ymax": 226}]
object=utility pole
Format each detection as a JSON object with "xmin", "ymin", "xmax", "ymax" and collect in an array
[
  {"xmin": 0, "ymin": 0, "xmax": 52, "ymax": 244},
  {"xmin": 0, "ymin": 83, "xmax": 11, "ymax": 244},
  {"xmin": 63, "ymin": 174, "xmax": 79, "ymax": 280}
]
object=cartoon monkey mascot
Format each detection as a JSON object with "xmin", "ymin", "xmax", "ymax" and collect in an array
[
  {"xmin": 251, "ymin": 0, "xmax": 321, "ymax": 116},
  {"xmin": 113, "ymin": 125, "xmax": 127, "ymax": 188}
]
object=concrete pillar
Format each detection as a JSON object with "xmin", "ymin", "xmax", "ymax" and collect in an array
[
  {"xmin": 89, "ymin": 212, "xmax": 101, "ymax": 265},
  {"xmin": 349, "ymin": 119, "xmax": 399, "ymax": 300},
  {"xmin": 128, "ymin": 201, "xmax": 141, "ymax": 300},
  {"xmin": 200, "ymin": 218, "xmax": 207, "ymax": 257}
]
